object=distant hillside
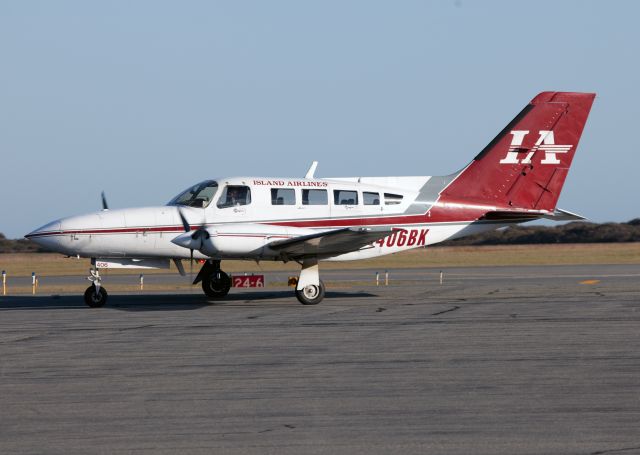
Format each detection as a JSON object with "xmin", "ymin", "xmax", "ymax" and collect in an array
[
  {"xmin": 1, "ymin": 219, "xmax": 640, "ymax": 253},
  {"xmin": 0, "ymin": 233, "xmax": 45, "ymax": 253},
  {"xmin": 439, "ymin": 219, "xmax": 640, "ymax": 246}
]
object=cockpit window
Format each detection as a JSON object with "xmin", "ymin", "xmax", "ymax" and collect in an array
[
  {"xmin": 217, "ymin": 185, "xmax": 252, "ymax": 208},
  {"xmin": 168, "ymin": 180, "xmax": 218, "ymax": 208}
]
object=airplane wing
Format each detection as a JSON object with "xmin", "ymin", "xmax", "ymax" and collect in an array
[{"xmin": 267, "ymin": 227, "xmax": 393, "ymax": 260}]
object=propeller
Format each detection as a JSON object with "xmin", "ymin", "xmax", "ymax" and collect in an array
[
  {"xmin": 101, "ymin": 191, "xmax": 109, "ymax": 211},
  {"xmin": 176, "ymin": 207, "xmax": 210, "ymax": 277}
]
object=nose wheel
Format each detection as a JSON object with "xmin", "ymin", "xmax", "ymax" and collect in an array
[
  {"xmin": 84, "ymin": 266, "xmax": 108, "ymax": 307},
  {"xmin": 84, "ymin": 285, "xmax": 108, "ymax": 308},
  {"xmin": 84, "ymin": 267, "xmax": 109, "ymax": 308}
]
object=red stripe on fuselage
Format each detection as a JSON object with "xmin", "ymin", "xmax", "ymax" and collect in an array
[
  {"xmin": 25, "ymin": 225, "xmax": 194, "ymax": 239},
  {"xmin": 26, "ymin": 207, "xmax": 495, "ymax": 239}
]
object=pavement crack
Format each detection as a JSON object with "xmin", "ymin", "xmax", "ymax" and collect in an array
[
  {"xmin": 1, "ymin": 334, "xmax": 41, "ymax": 343},
  {"xmin": 118, "ymin": 324, "xmax": 154, "ymax": 332},
  {"xmin": 591, "ymin": 446, "xmax": 640, "ymax": 455},
  {"xmin": 431, "ymin": 306, "xmax": 461, "ymax": 316}
]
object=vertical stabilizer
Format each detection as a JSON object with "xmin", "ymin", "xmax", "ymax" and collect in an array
[{"xmin": 440, "ymin": 92, "xmax": 595, "ymax": 211}]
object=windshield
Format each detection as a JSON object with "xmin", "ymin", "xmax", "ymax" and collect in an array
[{"xmin": 167, "ymin": 180, "xmax": 219, "ymax": 208}]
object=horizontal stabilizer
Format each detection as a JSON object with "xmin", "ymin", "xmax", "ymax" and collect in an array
[
  {"xmin": 540, "ymin": 208, "xmax": 586, "ymax": 221},
  {"xmin": 480, "ymin": 208, "xmax": 586, "ymax": 222}
]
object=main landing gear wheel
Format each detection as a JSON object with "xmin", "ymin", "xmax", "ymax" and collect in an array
[
  {"xmin": 202, "ymin": 271, "xmax": 231, "ymax": 299},
  {"xmin": 84, "ymin": 285, "xmax": 108, "ymax": 308},
  {"xmin": 295, "ymin": 280, "xmax": 325, "ymax": 305}
]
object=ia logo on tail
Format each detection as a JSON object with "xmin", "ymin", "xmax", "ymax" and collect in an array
[{"xmin": 499, "ymin": 130, "xmax": 572, "ymax": 165}]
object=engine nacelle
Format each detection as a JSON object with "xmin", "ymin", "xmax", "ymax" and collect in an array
[{"xmin": 198, "ymin": 223, "xmax": 314, "ymax": 259}]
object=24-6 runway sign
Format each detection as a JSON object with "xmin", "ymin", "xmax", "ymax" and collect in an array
[{"xmin": 232, "ymin": 275, "xmax": 264, "ymax": 288}]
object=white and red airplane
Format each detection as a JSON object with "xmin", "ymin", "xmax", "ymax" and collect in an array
[{"xmin": 26, "ymin": 91, "xmax": 595, "ymax": 307}]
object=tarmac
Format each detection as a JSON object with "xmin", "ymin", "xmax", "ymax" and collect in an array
[{"xmin": 1, "ymin": 264, "xmax": 639, "ymax": 454}]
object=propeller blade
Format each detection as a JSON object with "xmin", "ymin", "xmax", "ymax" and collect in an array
[
  {"xmin": 101, "ymin": 191, "xmax": 109, "ymax": 211},
  {"xmin": 172, "ymin": 207, "xmax": 210, "ymax": 265},
  {"xmin": 172, "ymin": 259, "xmax": 186, "ymax": 277},
  {"xmin": 177, "ymin": 208, "xmax": 191, "ymax": 233}
]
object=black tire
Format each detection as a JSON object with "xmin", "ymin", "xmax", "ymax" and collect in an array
[
  {"xmin": 295, "ymin": 279, "xmax": 325, "ymax": 305},
  {"xmin": 84, "ymin": 285, "xmax": 108, "ymax": 308},
  {"xmin": 202, "ymin": 270, "xmax": 231, "ymax": 299}
]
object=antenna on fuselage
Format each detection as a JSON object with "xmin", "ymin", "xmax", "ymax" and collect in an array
[{"xmin": 305, "ymin": 161, "xmax": 318, "ymax": 179}]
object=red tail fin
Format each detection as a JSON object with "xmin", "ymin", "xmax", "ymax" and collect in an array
[{"xmin": 440, "ymin": 92, "xmax": 595, "ymax": 211}]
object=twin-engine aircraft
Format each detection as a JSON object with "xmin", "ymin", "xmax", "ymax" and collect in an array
[{"xmin": 26, "ymin": 92, "xmax": 595, "ymax": 307}]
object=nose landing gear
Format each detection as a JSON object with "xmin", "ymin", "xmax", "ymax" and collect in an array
[{"xmin": 84, "ymin": 267, "xmax": 108, "ymax": 308}]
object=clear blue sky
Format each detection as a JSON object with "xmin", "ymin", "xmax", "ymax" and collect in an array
[{"xmin": 1, "ymin": 1, "xmax": 639, "ymax": 238}]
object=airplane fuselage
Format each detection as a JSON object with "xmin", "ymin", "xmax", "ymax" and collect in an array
[{"xmin": 27, "ymin": 175, "xmax": 505, "ymax": 262}]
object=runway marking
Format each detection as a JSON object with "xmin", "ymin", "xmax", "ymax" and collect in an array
[{"xmin": 580, "ymin": 279, "xmax": 601, "ymax": 285}]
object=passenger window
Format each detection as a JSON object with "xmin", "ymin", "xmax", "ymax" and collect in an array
[
  {"xmin": 217, "ymin": 185, "xmax": 251, "ymax": 208},
  {"xmin": 271, "ymin": 188, "xmax": 295, "ymax": 205},
  {"xmin": 384, "ymin": 193, "xmax": 403, "ymax": 205},
  {"xmin": 302, "ymin": 189, "xmax": 328, "ymax": 205},
  {"xmin": 334, "ymin": 190, "xmax": 358, "ymax": 205},
  {"xmin": 363, "ymin": 192, "xmax": 380, "ymax": 205}
]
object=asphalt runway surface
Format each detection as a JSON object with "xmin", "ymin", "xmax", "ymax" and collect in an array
[{"xmin": 1, "ymin": 264, "xmax": 640, "ymax": 454}]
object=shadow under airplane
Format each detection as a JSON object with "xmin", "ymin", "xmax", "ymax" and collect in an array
[{"xmin": 0, "ymin": 290, "xmax": 378, "ymax": 312}]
